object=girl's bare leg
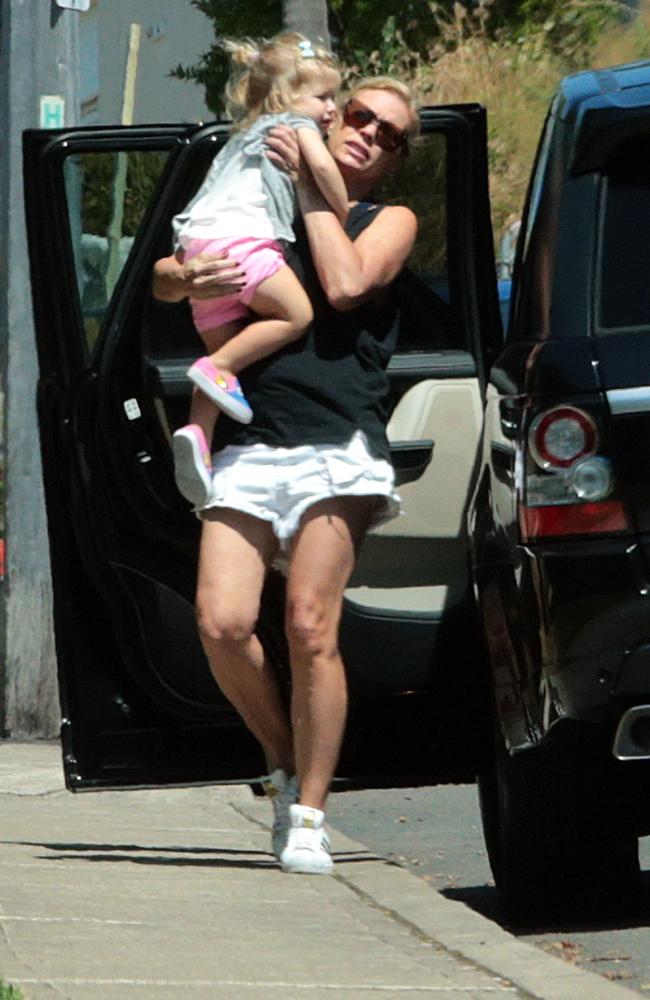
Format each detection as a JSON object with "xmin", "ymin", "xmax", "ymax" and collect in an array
[
  {"xmin": 210, "ymin": 266, "xmax": 313, "ymax": 377},
  {"xmin": 188, "ymin": 320, "xmax": 243, "ymax": 442},
  {"xmin": 285, "ymin": 496, "xmax": 378, "ymax": 811},
  {"xmin": 196, "ymin": 508, "xmax": 294, "ymax": 774}
]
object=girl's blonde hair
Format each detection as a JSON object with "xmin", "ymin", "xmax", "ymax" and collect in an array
[
  {"xmin": 346, "ymin": 76, "xmax": 421, "ymax": 147},
  {"xmin": 224, "ymin": 32, "xmax": 341, "ymax": 132}
]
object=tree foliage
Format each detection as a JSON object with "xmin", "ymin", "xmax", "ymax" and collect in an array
[
  {"xmin": 171, "ymin": 0, "xmax": 633, "ymax": 115},
  {"xmin": 171, "ymin": 0, "xmax": 464, "ymax": 114},
  {"xmin": 170, "ymin": 0, "xmax": 281, "ymax": 117},
  {"xmin": 493, "ymin": 0, "xmax": 635, "ymax": 64}
]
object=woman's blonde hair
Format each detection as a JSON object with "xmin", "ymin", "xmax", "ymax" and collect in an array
[
  {"xmin": 224, "ymin": 32, "xmax": 341, "ymax": 132},
  {"xmin": 345, "ymin": 76, "xmax": 421, "ymax": 148}
]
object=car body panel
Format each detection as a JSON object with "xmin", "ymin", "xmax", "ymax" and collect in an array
[{"xmin": 470, "ymin": 61, "xmax": 650, "ymax": 773}]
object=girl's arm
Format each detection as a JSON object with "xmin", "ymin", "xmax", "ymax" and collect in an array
[
  {"xmin": 296, "ymin": 127, "xmax": 348, "ymax": 225},
  {"xmin": 297, "ymin": 178, "xmax": 417, "ymax": 312},
  {"xmin": 265, "ymin": 123, "xmax": 416, "ymax": 311}
]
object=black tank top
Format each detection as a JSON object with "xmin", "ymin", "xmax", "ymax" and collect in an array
[{"xmin": 214, "ymin": 202, "xmax": 400, "ymax": 461}]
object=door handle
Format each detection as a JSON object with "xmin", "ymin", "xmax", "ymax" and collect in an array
[{"xmin": 389, "ymin": 439, "xmax": 434, "ymax": 485}]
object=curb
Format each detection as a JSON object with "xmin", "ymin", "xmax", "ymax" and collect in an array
[{"xmin": 239, "ymin": 796, "xmax": 637, "ymax": 1000}]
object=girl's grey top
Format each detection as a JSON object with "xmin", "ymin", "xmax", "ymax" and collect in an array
[{"xmin": 172, "ymin": 111, "xmax": 320, "ymax": 249}]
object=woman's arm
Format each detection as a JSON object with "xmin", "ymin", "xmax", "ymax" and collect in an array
[
  {"xmin": 296, "ymin": 128, "xmax": 348, "ymax": 225},
  {"xmin": 298, "ymin": 182, "xmax": 417, "ymax": 312},
  {"xmin": 265, "ymin": 123, "xmax": 417, "ymax": 311},
  {"xmin": 152, "ymin": 250, "xmax": 245, "ymax": 303}
]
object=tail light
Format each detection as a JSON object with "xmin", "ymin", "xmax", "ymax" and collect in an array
[
  {"xmin": 519, "ymin": 403, "xmax": 630, "ymax": 541},
  {"xmin": 529, "ymin": 406, "xmax": 597, "ymax": 469}
]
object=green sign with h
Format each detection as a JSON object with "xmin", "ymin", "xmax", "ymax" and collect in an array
[{"xmin": 40, "ymin": 95, "xmax": 65, "ymax": 129}]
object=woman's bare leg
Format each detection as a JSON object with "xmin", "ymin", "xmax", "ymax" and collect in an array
[
  {"xmin": 196, "ymin": 508, "xmax": 294, "ymax": 774},
  {"xmin": 285, "ymin": 496, "xmax": 378, "ymax": 811}
]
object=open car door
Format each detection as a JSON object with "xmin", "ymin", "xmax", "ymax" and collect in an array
[{"xmin": 23, "ymin": 107, "xmax": 500, "ymax": 791}]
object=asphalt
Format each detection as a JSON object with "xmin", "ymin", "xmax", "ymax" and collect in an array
[{"xmin": 0, "ymin": 742, "xmax": 638, "ymax": 1000}]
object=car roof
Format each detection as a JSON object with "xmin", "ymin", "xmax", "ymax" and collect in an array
[
  {"xmin": 559, "ymin": 59, "xmax": 650, "ymax": 122},
  {"xmin": 551, "ymin": 60, "xmax": 650, "ymax": 175}
]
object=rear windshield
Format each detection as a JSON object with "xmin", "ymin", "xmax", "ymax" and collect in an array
[{"xmin": 598, "ymin": 136, "xmax": 650, "ymax": 332}]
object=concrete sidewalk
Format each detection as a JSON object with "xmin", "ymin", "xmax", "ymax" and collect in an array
[{"xmin": 0, "ymin": 742, "xmax": 637, "ymax": 1000}]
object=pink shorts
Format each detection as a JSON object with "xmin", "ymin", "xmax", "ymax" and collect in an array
[{"xmin": 184, "ymin": 236, "xmax": 285, "ymax": 331}]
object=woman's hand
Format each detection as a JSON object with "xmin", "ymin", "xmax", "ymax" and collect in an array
[
  {"xmin": 182, "ymin": 252, "xmax": 246, "ymax": 300},
  {"xmin": 265, "ymin": 124, "xmax": 301, "ymax": 184},
  {"xmin": 152, "ymin": 251, "xmax": 245, "ymax": 303}
]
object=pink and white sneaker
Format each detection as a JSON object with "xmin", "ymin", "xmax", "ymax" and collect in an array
[
  {"xmin": 188, "ymin": 357, "xmax": 253, "ymax": 425},
  {"xmin": 172, "ymin": 424, "xmax": 213, "ymax": 507}
]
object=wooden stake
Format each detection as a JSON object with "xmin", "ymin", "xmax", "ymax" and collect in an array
[{"xmin": 106, "ymin": 23, "xmax": 141, "ymax": 296}]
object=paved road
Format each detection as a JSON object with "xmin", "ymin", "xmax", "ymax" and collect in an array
[{"xmin": 327, "ymin": 783, "xmax": 650, "ymax": 996}]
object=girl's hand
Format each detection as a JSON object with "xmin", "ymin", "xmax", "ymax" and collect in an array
[
  {"xmin": 265, "ymin": 124, "xmax": 301, "ymax": 183},
  {"xmin": 153, "ymin": 251, "xmax": 245, "ymax": 302}
]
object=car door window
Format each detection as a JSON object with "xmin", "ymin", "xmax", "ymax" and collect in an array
[
  {"xmin": 507, "ymin": 98, "xmax": 559, "ymax": 343},
  {"xmin": 375, "ymin": 132, "xmax": 455, "ymax": 353},
  {"xmin": 63, "ymin": 149, "xmax": 169, "ymax": 354},
  {"xmin": 597, "ymin": 135, "xmax": 650, "ymax": 332}
]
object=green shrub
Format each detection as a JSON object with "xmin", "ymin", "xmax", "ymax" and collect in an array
[{"xmin": 0, "ymin": 980, "xmax": 23, "ymax": 1000}]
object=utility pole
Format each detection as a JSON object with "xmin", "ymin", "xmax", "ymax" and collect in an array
[
  {"xmin": 0, "ymin": 1, "xmax": 80, "ymax": 737},
  {"xmin": 282, "ymin": 0, "xmax": 330, "ymax": 48}
]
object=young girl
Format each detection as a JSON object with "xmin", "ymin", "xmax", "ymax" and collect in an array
[{"xmin": 171, "ymin": 32, "xmax": 348, "ymax": 505}]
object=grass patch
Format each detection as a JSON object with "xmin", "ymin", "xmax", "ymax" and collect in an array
[{"xmin": 0, "ymin": 981, "xmax": 22, "ymax": 1000}]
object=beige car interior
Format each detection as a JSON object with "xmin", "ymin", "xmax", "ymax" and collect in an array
[{"xmin": 346, "ymin": 377, "xmax": 482, "ymax": 617}]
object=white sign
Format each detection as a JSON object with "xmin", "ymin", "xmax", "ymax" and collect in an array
[
  {"xmin": 56, "ymin": 0, "xmax": 91, "ymax": 10},
  {"xmin": 40, "ymin": 95, "xmax": 65, "ymax": 129},
  {"xmin": 123, "ymin": 399, "xmax": 142, "ymax": 421}
]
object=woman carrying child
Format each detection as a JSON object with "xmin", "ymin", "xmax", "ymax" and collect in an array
[{"xmin": 154, "ymin": 56, "xmax": 419, "ymax": 874}]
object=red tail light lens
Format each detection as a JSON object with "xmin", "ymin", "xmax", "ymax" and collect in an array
[
  {"xmin": 529, "ymin": 406, "xmax": 597, "ymax": 469},
  {"xmin": 520, "ymin": 500, "xmax": 629, "ymax": 541},
  {"xmin": 519, "ymin": 401, "xmax": 631, "ymax": 541}
]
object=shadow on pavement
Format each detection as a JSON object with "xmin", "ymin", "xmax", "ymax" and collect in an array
[
  {"xmin": 2, "ymin": 838, "xmax": 374, "ymax": 872},
  {"xmin": 442, "ymin": 867, "xmax": 650, "ymax": 936}
]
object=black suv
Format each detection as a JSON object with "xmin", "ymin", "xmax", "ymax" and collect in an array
[{"xmin": 23, "ymin": 59, "xmax": 650, "ymax": 924}]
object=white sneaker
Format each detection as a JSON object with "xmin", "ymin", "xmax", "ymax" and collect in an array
[
  {"xmin": 280, "ymin": 804, "xmax": 333, "ymax": 875},
  {"xmin": 262, "ymin": 768, "xmax": 298, "ymax": 859}
]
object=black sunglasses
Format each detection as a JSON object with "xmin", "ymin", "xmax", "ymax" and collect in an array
[{"xmin": 342, "ymin": 97, "xmax": 409, "ymax": 155}]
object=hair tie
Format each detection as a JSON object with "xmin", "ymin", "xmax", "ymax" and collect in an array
[
  {"xmin": 247, "ymin": 50, "xmax": 260, "ymax": 64},
  {"xmin": 297, "ymin": 40, "xmax": 316, "ymax": 59}
]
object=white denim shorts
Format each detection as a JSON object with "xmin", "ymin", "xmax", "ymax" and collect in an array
[{"xmin": 199, "ymin": 430, "xmax": 401, "ymax": 548}]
